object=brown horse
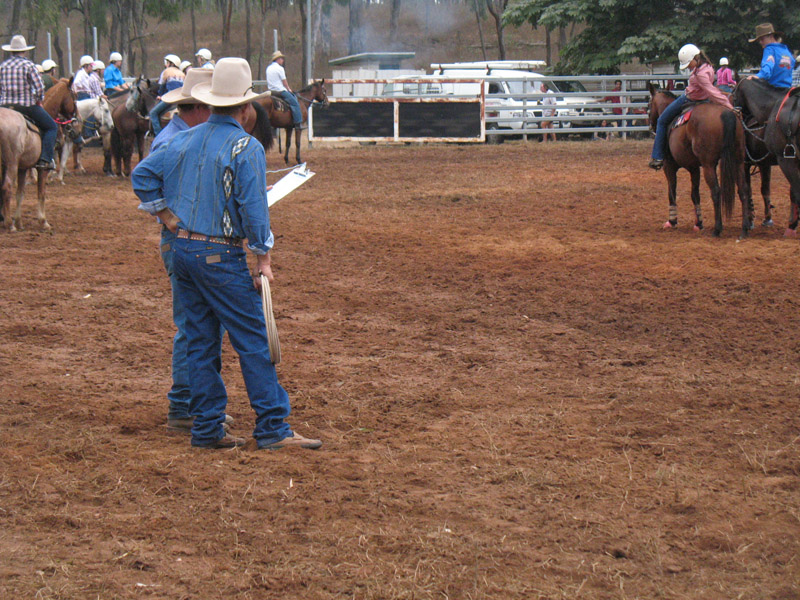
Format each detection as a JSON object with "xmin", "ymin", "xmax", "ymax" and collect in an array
[
  {"xmin": 41, "ymin": 78, "xmax": 81, "ymax": 183},
  {"xmin": 648, "ymin": 84, "xmax": 750, "ymax": 238},
  {"xmin": 0, "ymin": 108, "xmax": 50, "ymax": 231},
  {"xmin": 110, "ymin": 76, "xmax": 160, "ymax": 176},
  {"xmin": 256, "ymin": 80, "xmax": 328, "ymax": 165}
]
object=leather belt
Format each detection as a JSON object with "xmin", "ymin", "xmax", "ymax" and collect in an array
[{"xmin": 176, "ymin": 229, "xmax": 243, "ymax": 247}]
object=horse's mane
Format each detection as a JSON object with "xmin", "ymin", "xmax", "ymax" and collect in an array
[
  {"xmin": 655, "ymin": 88, "xmax": 678, "ymax": 99},
  {"xmin": 298, "ymin": 82, "xmax": 317, "ymax": 94},
  {"xmin": 249, "ymin": 100, "xmax": 274, "ymax": 151}
]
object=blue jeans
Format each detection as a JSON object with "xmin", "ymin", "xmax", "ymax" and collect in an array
[
  {"xmin": 273, "ymin": 90, "xmax": 302, "ymax": 126},
  {"xmin": 651, "ymin": 94, "xmax": 689, "ymax": 161},
  {"xmin": 718, "ymin": 85, "xmax": 733, "ymax": 93},
  {"xmin": 10, "ymin": 104, "xmax": 57, "ymax": 161},
  {"xmin": 150, "ymin": 100, "xmax": 172, "ymax": 136},
  {"xmin": 160, "ymin": 228, "xmax": 223, "ymax": 420},
  {"xmin": 171, "ymin": 237, "xmax": 293, "ymax": 447}
]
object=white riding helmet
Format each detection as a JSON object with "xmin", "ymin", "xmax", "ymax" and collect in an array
[
  {"xmin": 678, "ymin": 44, "xmax": 700, "ymax": 70},
  {"xmin": 79, "ymin": 54, "xmax": 95, "ymax": 67},
  {"xmin": 93, "ymin": 60, "xmax": 105, "ymax": 70},
  {"xmin": 41, "ymin": 58, "xmax": 57, "ymax": 72},
  {"xmin": 179, "ymin": 60, "xmax": 192, "ymax": 72},
  {"xmin": 719, "ymin": 57, "xmax": 729, "ymax": 66},
  {"xmin": 164, "ymin": 54, "xmax": 181, "ymax": 68},
  {"xmin": 36, "ymin": 64, "xmax": 44, "ymax": 73},
  {"xmin": 196, "ymin": 48, "xmax": 212, "ymax": 61},
  {"xmin": 109, "ymin": 51, "xmax": 122, "ymax": 63}
]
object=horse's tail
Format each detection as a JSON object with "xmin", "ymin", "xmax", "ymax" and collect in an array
[
  {"xmin": 719, "ymin": 110, "xmax": 737, "ymax": 220},
  {"xmin": 250, "ymin": 101, "xmax": 274, "ymax": 151}
]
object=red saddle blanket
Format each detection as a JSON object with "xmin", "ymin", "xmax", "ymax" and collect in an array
[{"xmin": 671, "ymin": 109, "xmax": 692, "ymax": 129}]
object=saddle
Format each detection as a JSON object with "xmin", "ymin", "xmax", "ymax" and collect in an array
[
  {"xmin": 669, "ymin": 100, "xmax": 709, "ymax": 130},
  {"xmin": 271, "ymin": 95, "xmax": 290, "ymax": 112},
  {"xmin": 1, "ymin": 105, "xmax": 41, "ymax": 134}
]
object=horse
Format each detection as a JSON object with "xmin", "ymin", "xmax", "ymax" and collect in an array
[
  {"xmin": 54, "ymin": 97, "xmax": 114, "ymax": 183},
  {"xmin": 41, "ymin": 78, "xmax": 81, "ymax": 178},
  {"xmin": 732, "ymin": 78, "xmax": 800, "ymax": 237},
  {"xmin": 648, "ymin": 84, "xmax": 750, "ymax": 238},
  {"xmin": 0, "ymin": 108, "xmax": 50, "ymax": 231},
  {"xmin": 256, "ymin": 80, "xmax": 328, "ymax": 165},
  {"xmin": 110, "ymin": 76, "xmax": 159, "ymax": 176}
]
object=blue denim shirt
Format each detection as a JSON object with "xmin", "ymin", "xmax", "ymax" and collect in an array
[
  {"xmin": 132, "ymin": 114, "xmax": 273, "ymax": 254},
  {"xmin": 150, "ymin": 113, "xmax": 189, "ymax": 153}
]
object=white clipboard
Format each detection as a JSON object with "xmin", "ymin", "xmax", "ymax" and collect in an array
[{"xmin": 268, "ymin": 163, "xmax": 315, "ymax": 207}]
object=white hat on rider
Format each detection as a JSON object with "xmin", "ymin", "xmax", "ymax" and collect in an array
[
  {"xmin": 93, "ymin": 60, "xmax": 105, "ymax": 71},
  {"xmin": 196, "ymin": 48, "xmax": 212, "ymax": 61},
  {"xmin": 2, "ymin": 35, "xmax": 35, "ymax": 52},
  {"xmin": 719, "ymin": 57, "xmax": 729, "ymax": 66},
  {"xmin": 162, "ymin": 67, "xmax": 214, "ymax": 104},
  {"xmin": 80, "ymin": 55, "xmax": 95, "ymax": 67},
  {"xmin": 36, "ymin": 64, "xmax": 44, "ymax": 73},
  {"xmin": 109, "ymin": 51, "xmax": 122, "ymax": 63},
  {"xmin": 180, "ymin": 60, "xmax": 192, "ymax": 72},
  {"xmin": 41, "ymin": 58, "xmax": 57, "ymax": 72},
  {"xmin": 191, "ymin": 57, "xmax": 270, "ymax": 107},
  {"xmin": 164, "ymin": 54, "xmax": 181, "ymax": 68},
  {"xmin": 678, "ymin": 44, "xmax": 700, "ymax": 70}
]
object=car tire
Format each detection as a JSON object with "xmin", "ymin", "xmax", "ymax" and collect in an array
[{"xmin": 486, "ymin": 124, "xmax": 504, "ymax": 145}]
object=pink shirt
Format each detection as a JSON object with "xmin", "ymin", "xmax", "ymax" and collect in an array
[
  {"xmin": 716, "ymin": 66, "xmax": 735, "ymax": 87},
  {"xmin": 686, "ymin": 63, "xmax": 733, "ymax": 110}
]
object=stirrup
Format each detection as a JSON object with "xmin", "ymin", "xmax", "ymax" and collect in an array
[{"xmin": 784, "ymin": 144, "xmax": 798, "ymax": 159}]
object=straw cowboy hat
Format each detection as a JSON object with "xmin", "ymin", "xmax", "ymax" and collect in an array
[
  {"xmin": 271, "ymin": 51, "xmax": 285, "ymax": 62},
  {"xmin": 191, "ymin": 57, "xmax": 270, "ymax": 107},
  {"xmin": 162, "ymin": 67, "xmax": 214, "ymax": 104},
  {"xmin": 2, "ymin": 35, "xmax": 35, "ymax": 52},
  {"xmin": 749, "ymin": 22, "xmax": 782, "ymax": 42}
]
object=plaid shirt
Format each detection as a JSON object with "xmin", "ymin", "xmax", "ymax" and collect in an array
[
  {"xmin": 793, "ymin": 66, "xmax": 800, "ymax": 88},
  {"xmin": 72, "ymin": 67, "xmax": 103, "ymax": 98},
  {"xmin": 0, "ymin": 55, "xmax": 45, "ymax": 106}
]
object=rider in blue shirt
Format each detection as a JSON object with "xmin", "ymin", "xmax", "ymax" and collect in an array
[
  {"xmin": 103, "ymin": 52, "xmax": 129, "ymax": 96},
  {"xmin": 749, "ymin": 23, "xmax": 795, "ymax": 89}
]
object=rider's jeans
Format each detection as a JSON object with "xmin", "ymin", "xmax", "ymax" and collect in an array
[
  {"xmin": 9, "ymin": 104, "xmax": 57, "ymax": 162},
  {"xmin": 651, "ymin": 94, "xmax": 689, "ymax": 161}
]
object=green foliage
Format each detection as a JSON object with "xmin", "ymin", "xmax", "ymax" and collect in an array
[{"xmin": 504, "ymin": 0, "xmax": 800, "ymax": 74}]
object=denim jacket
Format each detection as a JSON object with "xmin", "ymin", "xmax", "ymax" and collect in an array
[{"xmin": 132, "ymin": 114, "xmax": 273, "ymax": 255}]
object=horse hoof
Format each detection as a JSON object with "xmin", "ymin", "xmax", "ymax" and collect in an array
[
  {"xmin": 762, "ymin": 219, "xmax": 774, "ymax": 227},
  {"xmin": 663, "ymin": 221, "xmax": 675, "ymax": 229},
  {"xmin": 784, "ymin": 228, "xmax": 797, "ymax": 238}
]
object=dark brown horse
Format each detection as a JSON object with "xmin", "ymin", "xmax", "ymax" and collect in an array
[
  {"xmin": 648, "ymin": 84, "xmax": 750, "ymax": 238},
  {"xmin": 110, "ymin": 76, "xmax": 159, "ymax": 176},
  {"xmin": 257, "ymin": 80, "xmax": 328, "ymax": 165},
  {"xmin": 41, "ymin": 78, "xmax": 81, "ymax": 183},
  {"xmin": 733, "ymin": 78, "xmax": 800, "ymax": 236}
]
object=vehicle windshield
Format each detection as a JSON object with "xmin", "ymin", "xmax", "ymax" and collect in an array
[
  {"xmin": 556, "ymin": 80, "xmax": 588, "ymax": 93},
  {"xmin": 507, "ymin": 80, "xmax": 542, "ymax": 99}
]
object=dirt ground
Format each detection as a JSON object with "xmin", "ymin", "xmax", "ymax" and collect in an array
[{"xmin": 1, "ymin": 140, "xmax": 798, "ymax": 599}]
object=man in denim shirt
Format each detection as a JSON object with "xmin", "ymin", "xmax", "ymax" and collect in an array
[{"xmin": 132, "ymin": 58, "xmax": 321, "ymax": 451}]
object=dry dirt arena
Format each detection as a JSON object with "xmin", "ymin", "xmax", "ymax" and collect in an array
[{"xmin": 1, "ymin": 140, "xmax": 799, "ymax": 599}]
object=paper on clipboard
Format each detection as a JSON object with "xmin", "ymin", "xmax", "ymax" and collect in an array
[{"xmin": 268, "ymin": 163, "xmax": 315, "ymax": 207}]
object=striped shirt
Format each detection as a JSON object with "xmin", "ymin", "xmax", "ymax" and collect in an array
[
  {"xmin": 73, "ymin": 67, "xmax": 103, "ymax": 98},
  {"xmin": 793, "ymin": 66, "xmax": 800, "ymax": 88},
  {"xmin": 0, "ymin": 55, "xmax": 45, "ymax": 106}
]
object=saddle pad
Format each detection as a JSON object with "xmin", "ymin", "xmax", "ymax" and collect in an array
[{"xmin": 672, "ymin": 109, "xmax": 692, "ymax": 129}]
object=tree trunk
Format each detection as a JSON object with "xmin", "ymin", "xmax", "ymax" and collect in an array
[
  {"xmin": 348, "ymin": 0, "xmax": 364, "ymax": 55},
  {"xmin": 52, "ymin": 32, "xmax": 65, "ymax": 77},
  {"xmin": 245, "ymin": 0, "xmax": 251, "ymax": 64},
  {"xmin": 6, "ymin": 0, "xmax": 23, "ymax": 39},
  {"xmin": 82, "ymin": 0, "xmax": 93, "ymax": 55},
  {"xmin": 473, "ymin": 0, "xmax": 487, "ymax": 61},
  {"xmin": 545, "ymin": 27, "xmax": 551, "ymax": 68},
  {"xmin": 558, "ymin": 26, "xmax": 566, "ymax": 61},
  {"xmin": 319, "ymin": 1, "xmax": 331, "ymax": 57},
  {"xmin": 484, "ymin": 0, "xmax": 507, "ymax": 60},
  {"xmin": 299, "ymin": 0, "xmax": 307, "ymax": 84},
  {"xmin": 258, "ymin": 0, "xmax": 267, "ymax": 76},
  {"xmin": 221, "ymin": 0, "xmax": 233, "ymax": 54},
  {"xmin": 191, "ymin": 3, "xmax": 197, "ymax": 55},
  {"xmin": 389, "ymin": 0, "xmax": 401, "ymax": 47}
]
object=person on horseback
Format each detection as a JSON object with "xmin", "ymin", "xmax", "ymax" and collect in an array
[
  {"xmin": 73, "ymin": 55, "xmax": 106, "ymax": 141},
  {"xmin": 40, "ymin": 59, "xmax": 58, "ymax": 91},
  {"xmin": 794, "ymin": 52, "xmax": 800, "ymax": 88},
  {"xmin": 179, "ymin": 61, "xmax": 192, "ymax": 74},
  {"xmin": 104, "ymin": 52, "xmax": 130, "ymax": 96},
  {"xmin": 266, "ymin": 51, "xmax": 303, "ymax": 131},
  {"xmin": 747, "ymin": 23, "xmax": 795, "ymax": 89},
  {"xmin": 716, "ymin": 58, "xmax": 735, "ymax": 93},
  {"xmin": 92, "ymin": 60, "xmax": 105, "ymax": 87},
  {"xmin": 149, "ymin": 54, "xmax": 185, "ymax": 137},
  {"xmin": 0, "ymin": 35, "xmax": 57, "ymax": 170},
  {"xmin": 649, "ymin": 44, "xmax": 734, "ymax": 170},
  {"xmin": 195, "ymin": 48, "xmax": 214, "ymax": 69}
]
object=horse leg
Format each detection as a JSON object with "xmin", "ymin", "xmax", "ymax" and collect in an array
[
  {"xmin": 775, "ymin": 157, "xmax": 800, "ymax": 237},
  {"xmin": 102, "ymin": 133, "xmax": 114, "ymax": 177},
  {"xmin": 74, "ymin": 142, "xmax": 85, "ymax": 174},
  {"xmin": 295, "ymin": 128, "xmax": 302, "ymax": 165},
  {"xmin": 663, "ymin": 163, "xmax": 679, "ymax": 229},
  {"xmin": 284, "ymin": 127, "xmax": 292, "ymax": 165},
  {"xmin": 12, "ymin": 167, "xmax": 27, "ymax": 232},
  {"xmin": 689, "ymin": 167, "xmax": 703, "ymax": 231},
  {"xmin": 736, "ymin": 162, "xmax": 751, "ymax": 240},
  {"xmin": 35, "ymin": 167, "xmax": 50, "ymax": 232},
  {"xmin": 0, "ymin": 162, "xmax": 13, "ymax": 229},
  {"xmin": 56, "ymin": 139, "xmax": 70, "ymax": 185},
  {"xmin": 702, "ymin": 164, "xmax": 723, "ymax": 237},
  {"xmin": 760, "ymin": 165, "xmax": 774, "ymax": 227}
]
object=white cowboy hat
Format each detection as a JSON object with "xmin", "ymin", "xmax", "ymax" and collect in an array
[
  {"xmin": 2, "ymin": 35, "xmax": 35, "ymax": 52},
  {"xmin": 109, "ymin": 51, "xmax": 122, "ymax": 62},
  {"xmin": 271, "ymin": 51, "xmax": 285, "ymax": 62},
  {"xmin": 196, "ymin": 48, "xmax": 212, "ymax": 61},
  {"xmin": 164, "ymin": 54, "xmax": 181, "ymax": 67},
  {"xmin": 79, "ymin": 55, "xmax": 94, "ymax": 67},
  {"xmin": 41, "ymin": 59, "xmax": 57, "ymax": 71},
  {"xmin": 161, "ymin": 67, "xmax": 213, "ymax": 104},
  {"xmin": 190, "ymin": 57, "xmax": 270, "ymax": 107}
]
